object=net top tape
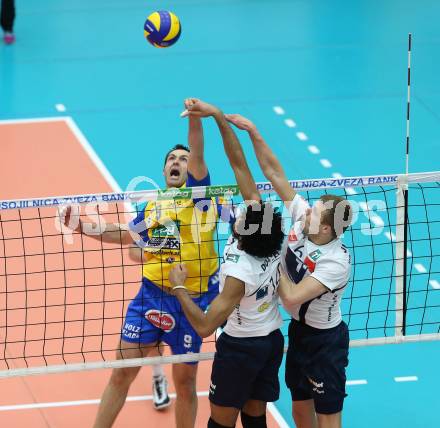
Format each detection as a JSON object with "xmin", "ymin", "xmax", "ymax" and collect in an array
[{"xmin": 1, "ymin": 171, "xmax": 439, "ymax": 211}]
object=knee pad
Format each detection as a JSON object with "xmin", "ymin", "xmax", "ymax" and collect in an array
[
  {"xmin": 207, "ymin": 417, "xmax": 235, "ymax": 428},
  {"xmin": 240, "ymin": 412, "xmax": 267, "ymax": 428}
]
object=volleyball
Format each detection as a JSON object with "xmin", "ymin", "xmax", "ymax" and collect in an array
[{"xmin": 144, "ymin": 11, "xmax": 181, "ymax": 48}]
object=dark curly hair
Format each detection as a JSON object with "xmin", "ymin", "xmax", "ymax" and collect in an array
[{"xmin": 233, "ymin": 202, "xmax": 284, "ymax": 258}]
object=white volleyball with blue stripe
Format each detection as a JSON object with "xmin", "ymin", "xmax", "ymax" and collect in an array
[{"xmin": 144, "ymin": 11, "xmax": 181, "ymax": 48}]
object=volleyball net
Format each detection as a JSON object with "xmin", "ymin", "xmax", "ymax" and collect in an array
[{"xmin": 0, "ymin": 171, "xmax": 439, "ymax": 378}]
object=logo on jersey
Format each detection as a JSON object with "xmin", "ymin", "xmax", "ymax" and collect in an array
[
  {"xmin": 258, "ymin": 302, "xmax": 270, "ymax": 313},
  {"xmin": 145, "ymin": 310, "xmax": 176, "ymax": 332},
  {"xmin": 255, "ymin": 285, "xmax": 269, "ymax": 300},
  {"xmin": 226, "ymin": 253, "xmax": 240, "ymax": 263},
  {"xmin": 285, "ymin": 246, "xmax": 310, "ymax": 283},
  {"xmin": 309, "ymin": 249, "xmax": 322, "ymax": 262},
  {"xmin": 146, "ymin": 220, "xmax": 181, "ymax": 255},
  {"xmin": 303, "ymin": 256, "xmax": 316, "ymax": 273}
]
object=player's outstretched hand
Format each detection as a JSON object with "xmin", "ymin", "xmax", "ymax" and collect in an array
[
  {"xmin": 169, "ymin": 263, "xmax": 189, "ymax": 287},
  {"xmin": 181, "ymin": 98, "xmax": 221, "ymax": 118},
  {"xmin": 224, "ymin": 114, "xmax": 257, "ymax": 133}
]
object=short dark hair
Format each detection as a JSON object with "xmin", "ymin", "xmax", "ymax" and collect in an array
[
  {"xmin": 163, "ymin": 144, "xmax": 190, "ymax": 166},
  {"xmin": 234, "ymin": 203, "xmax": 284, "ymax": 258},
  {"xmin": 320, "ymin": 194, "xmax": 352, "ymax": 238}
]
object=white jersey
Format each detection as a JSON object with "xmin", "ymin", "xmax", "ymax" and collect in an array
[
  {"xmin": 281, "ymin": 194, "xmax": 351, "ymax": 329},
  {"xmin": 219, "ymin": 237, "xmax": 283, "ymax": 338}
]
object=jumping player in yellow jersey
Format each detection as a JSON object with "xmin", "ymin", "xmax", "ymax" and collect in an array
[{"xmin": 63, "ymin": 99, "xmax": 226, "ymax": 428}]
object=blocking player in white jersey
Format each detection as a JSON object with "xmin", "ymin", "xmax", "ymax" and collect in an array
[
  {"xmin": 226, "ymin": 114, "xmax": 353, "ymax": 428},
  {"xmin": 168, "ymin": 100, "xmax": 285, "ymax": 428}
]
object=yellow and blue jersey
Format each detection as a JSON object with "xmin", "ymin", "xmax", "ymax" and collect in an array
[{"xmin": 129, "ymin": 172, "xmax": 234, "ymax": 293}]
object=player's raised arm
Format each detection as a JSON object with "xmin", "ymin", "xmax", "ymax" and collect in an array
[
  {"xmin": 185, "ymin": 100, "xmax": 260, "ymax": 203},
  {"xmin": 185, "ymin": 98, "xmax": 208, "ymax": 180},
  {"xmin": 226, "ymin": 114, "xmax": 296, "ymax": 209}
]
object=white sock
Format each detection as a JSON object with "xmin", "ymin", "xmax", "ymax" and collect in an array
[{"xmin": 153, "ymin": 364, "xmax": 164, "ymax": 378}]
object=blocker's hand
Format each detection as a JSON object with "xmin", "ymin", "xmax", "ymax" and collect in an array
[
  {"xmin": 224, "ymin": 114, "xmax": 257, "ymax": 133},
  {"xmin": 182, "ymin": 98, "xmax": 221, "ymax": 118},
  {"xmin": 169, "ymin": 263, "xmax": 189, "ymax": 287}
]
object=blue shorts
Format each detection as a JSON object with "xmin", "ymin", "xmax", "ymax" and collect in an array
[
  {"xmin": 121, "ymin": 272, "xmax": 219, "ymax": 363},
  {"xmin": 209, "ymin": 329, "xmax": 284, "ymax": 408},
  {"xmin": 285, "ymin": 319, "xmax": 349, "ymax": 414}
]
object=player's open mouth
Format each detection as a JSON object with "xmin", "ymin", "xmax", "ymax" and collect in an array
[{"xmin": 170, "ymin": 169, "xmax": 180, "ymax": 177}]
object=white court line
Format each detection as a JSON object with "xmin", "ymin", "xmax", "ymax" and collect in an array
[
  {"xmin": 380, "ymin": 229, "xmax": 434, "ymax": 284},
  {"xmin": 296, "ymin": 131, "xmax": 308, "ymax": 141},
  {"xmin": 0, "ymin": 392, "xmax": 208, "ymax": 412},
  {"xmin": 9, "ymin": 375, "xmax": 424, "ymax": 412},
  {"xmin": 267, "ymin": 403, "xmax": 290, "ymax": 428},
  {"xmin": 55, "ymin": 103, "xmax": 66, "ymax": 112},
  {"xmin": 384, "ymin": 232, "xmax": 412, "ymax": 255},
  {"xmin": 307, "ymin": 145, "xmax": 320, "ymax": 154},
  {"xmin": 359, "ymin": 203, "xmax": 385, "ymax": 227},
  {"xmin": 0, "ymin": 116, "xmax": 121, "ymax": 193},
  {"xmin": 384, "ymin": 231, "xmax": 396, "ymax": 241},
  {"xmin": 64, "ymin": 117, "xmax": 122, "ymax": 192},
  {"xmin": 370, "ymin": 215, "xmax": 384, "ymax": 227},
  {"xmin": 273, "ymin": 106, "xmax": 285, "ymax": 115},
  {"xmin": 284, "ymin": 118, "xmax": 296, "ymax": 128},
  {"xmin": 346, "ymin": 379, "xmax": 368, "ymax": 386},
  {"xmin": 394, "ymin": 376, "xmax": 418, "ymax": 382},
  {"xmin": 0, "ymin": 117, "xmax": 68, "ymax": 124},
  {"xmin": 429, "ymin": 280, "xmax": 440, "ymax": 289},
  {"xmin": 320, "ymin": 159, "xmax": 332, "ymax": 168},
  {"xmin": 0, "ymin": 391, "xmax": 290, "ymax": 427},
  {"xmin": 359, "ymin": 202, "xmax": 368, "ymax": 212},
  {"xmin": 414, "ymin": 263, "xmax": 428, "ymax": 274}
]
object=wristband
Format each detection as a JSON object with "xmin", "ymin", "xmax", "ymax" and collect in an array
[{"xmin": 172, "ymin": 285, "xmax": 187, "ymax": 291}]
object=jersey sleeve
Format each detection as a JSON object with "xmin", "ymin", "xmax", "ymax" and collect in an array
[
  {"xmin": 187, "ymin": 171, "xmax": 212, "ymax": 212},
  {"xmin": 128, "ymin": 206, "xmax": 149, "ymax": 248},
  {"xmin": 310, "ymin": 256, "xmax": 350, "ymax": 291},
  {"xmin": 290, "ymin": 194, "xmax": 310, "ymax": 223},
  {"xmin": 221, "ymin": 257, "xmax": 259, "ymax": 287}
]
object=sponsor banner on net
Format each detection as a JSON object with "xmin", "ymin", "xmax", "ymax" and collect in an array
[
  {"xmin": 158, "ymin": 187, "xmax": 193, "ymax": 200},
  {"xmin": 206, "ymin": 185, "xmax": 240, "ymax": 198},
  {"xmin": 256, "ymin": 175, "xmax": 398, "ymax": 192}
]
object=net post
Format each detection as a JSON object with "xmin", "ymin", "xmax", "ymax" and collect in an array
[{"xmin": 395, "ymin": 176, "xmax": 408, "ymax": 338}]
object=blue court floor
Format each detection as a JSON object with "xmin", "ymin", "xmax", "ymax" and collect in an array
[{"xmin": 1, "ymin": 1, "xmax": 440, "ymax": 426}]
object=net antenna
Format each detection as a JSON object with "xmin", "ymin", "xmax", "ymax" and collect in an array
[
  {"xmin": 398, "ymin": 34, "xmax": 412, "ymax": 336},
  {"xmin": 405, "ymin": 33, "xmax": 412, "ymax": 176}
]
